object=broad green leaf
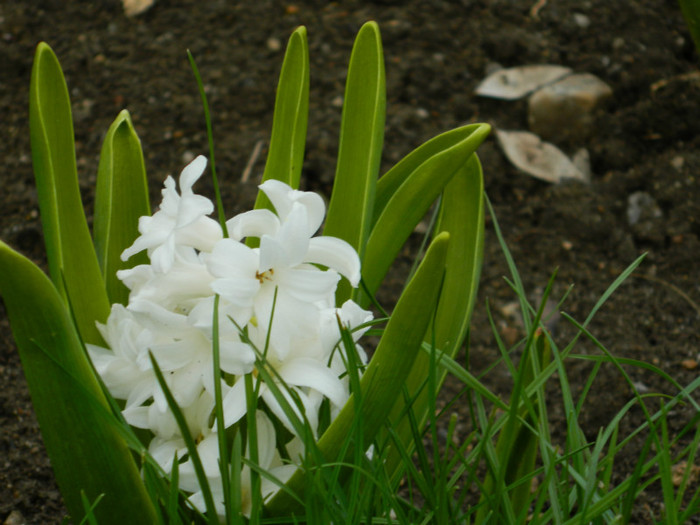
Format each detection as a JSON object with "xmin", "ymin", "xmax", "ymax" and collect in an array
[
  {"xmin": 362, "ymin": 123, "xmax": 490, "ymax": 301},
  {"xmin": 432, "ymin": 154, "xmax": 484, "ymax": 359},
  {"xmin": 93, "ymin": 110, "xmax": 150, "ymax": 306},
  {"xmin": 384, "ymin": 154, "xmax": 485, "ymax": 480},
  {"xmin": 679, "ymin": 0, "xmax": 700, "ymax": 56},
  {"xmin": 372, "ymin": 123, "xmax": 487, "ymax": 225},
  {"xmin": 0, "ymin": 241, "xmax": 157, "ymax": 525},
  {"xmin": 323, "ymin": 21, "xmax": 385, "ymax": 298},
  {"xmin": 29, "ymin": 42, "xmax": 110, "ymax": 344},
  {"xmin": 254, "ymin": 26, "xmax": 310, "ymax": 209},
  {"xmin": 265, "ymin": 232, "xmax": 450, "ymax": 516}
]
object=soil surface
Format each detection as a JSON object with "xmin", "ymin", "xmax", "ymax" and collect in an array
[{"xmin": 1, "ymin": 1, "xmax": 699, "ymax": 523}]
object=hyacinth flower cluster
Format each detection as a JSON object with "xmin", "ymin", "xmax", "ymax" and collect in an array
[
  {"xmin": 87, "ymin": 155, "xmax": 373, "ymax": 514},
  {"xmin": 1, "ymin": 23, "xmax": 490, "ymax": 523}
]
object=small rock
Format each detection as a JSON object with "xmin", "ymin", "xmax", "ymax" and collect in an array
[
  {"xmin": 573, "ymin": 13, "xmax": 591, "ymax": 28},
  {"xmin": 475, "ymin": 64, "xmax": 572, "ymax": 100},
  {"xmin": 572, "ymin": 148, "xmax": 592, "ymax": 181},
  {"xmin": 633, "ymin": 381, "xmax": 650, "ymax": 393},
  {"xmin": 414, "ymin": 107, "xmax": 429, "ymax": 119},
  {"xmin": 72, "ymin": 98, "xmax": 94, "ymax": 123},
  {"xmin": 181, "ymin": 150, "xmax": 196, "ymax": 165},
  {"xmin": 612, "ymin": 37, "xmax": 625, "ymax": 50},
  {"xmin": 3, "ymin": 510, "xmax": 26, "ymax": 525},
  {"xmin": 331, "ymin": 95, "xmax": 343, "ymax": 108},
  {"xmin": 528, "ymin": 73, "xmax": 613, "ymax": 144},
  {"xmin": 626, "ymin": 191, "xmax": 662, "ymax": 226},
  {"xmin": 627, "ymin": 191, "xmax": 664, "ymax": 244},
  {"xmin": 670, "ymin": 155, "xmax": 685, "ymax": 171},
  {"xmin": 266, "ymin": 37, "xmax": 282, "ymax": 52},
  {"xmin": 681, "ymin": 359, "xmax": 698, "ymax": 370}
]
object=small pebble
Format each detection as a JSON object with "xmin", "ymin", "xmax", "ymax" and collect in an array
[
  {"xmin": 266, "ymin": 37, "xmax": 282, "ymax": 52},
  {"xmin": 415, "ymin": 107, "xmax": 429, "ymax": 119},
  {"xmin": 612, "ymin": 37, "xmax": 625, "ymax": 50},
  {"xmin": 573, "ymin": 13, "xmax": 590, "ymax": 28},
  {"xmin": 670, "ymin": 155, "xmax": 684, "ymax": 171},
  {"xmin": 681, "ymin": 359, "xmax": 698, "ymax": 370},
  {"xmin": 3, "ymin": 510, "xmax": 26, "ymax": 525},
  {"xmin": 181, "ymin": 150, "xmax": 196, "ymax": 165},
  {"xmin": 626, "ymin": 191, "xmax": 662, "ymax": 226}
]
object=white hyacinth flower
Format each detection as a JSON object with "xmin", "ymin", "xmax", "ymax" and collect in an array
[
  {"xmin": 92, "ymin": 156, "xmax": 372, "ymax": 518},
  {"xmin": 121, "ymin": 155, "xmax": 223, "ymax": 273}
]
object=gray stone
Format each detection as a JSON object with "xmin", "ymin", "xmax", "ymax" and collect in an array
[
  {"xmin": 3, "ymin": 510, "xmax": 26, "ymax": 525},
  {"xmin": 527, "ymin": 73, "xmax": 613, "ymax": 144},
  {"xmin": 627, "ymin": 191, "xmax": 662, "ymax": 226}
]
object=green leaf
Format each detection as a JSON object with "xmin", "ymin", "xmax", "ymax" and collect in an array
[
  {"xmin": 93, "ymin": 110, "xmax": 150, "ymax": 306},
  {"xmin": 253, "ymin": 26, "xmax": 310, "ymax": 210},
  {"xmin": 0, "ymin": 241, "xmax": 157, "ymax": 525},
  {"xmin": 265, "ymin": 232, "xmax": 450, "ymax": 516},
  {"xmin": 361, "ymin": 124, "xmax": 490, "ymax": 302},
  {"xmin": 29, "ymin": 42, "xmax": 110, "ymax": 344},
  {"xmin": 323, "ymin": 21, "xmax": 385, "ymax": 292},
  {"xmin": 384, "ymin": 153, "xmax": 485, "ymax": 480},
  {"xmin": 373, "ymin": 123, "xmax": 485, "ymax": 224},
  {"xmin": 679, "ymin": 0, "xmax": 700, "ymax": 57},
  {"xmin": 476, "ymin": 327, "xmax": 552, "ymax": 523}
]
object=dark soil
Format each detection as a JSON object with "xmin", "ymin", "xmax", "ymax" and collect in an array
[{"xmin": 2, "ymin": 1, "xmax": 699, "ymax": 523}]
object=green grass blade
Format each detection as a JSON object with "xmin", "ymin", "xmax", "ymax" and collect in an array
[
  {"xmin": 187, "ymin": 51, "xmax": 228, "ymax": 237},
  {"xmin": 254, "ymin": 25, "xmax": 310, "ymax": 207},
  {"xmin": 29, "ymin": 42, "xmax": 110, "ymax": 344},
  {"xmin": 265, "ymin": 232, "xmax": 450, "ymax": 516},
  {"xmin": 93, "ymin": 110, "xmax": 151, "ymax": 306},
  {"xmin": 0, "ymin": 241, "xmax": 157, "ymax": 524},
  {"xmin": 362, "ymin": 124, "xmax": 490, "ymax": 300},
  {"xmin": 323, "ymin": 21, "xmax": 385, "ymax": 274}
]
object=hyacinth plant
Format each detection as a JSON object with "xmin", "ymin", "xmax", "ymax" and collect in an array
[{"xmin": 0, "ymin": 22, "xmax": 492, "ymax": 523}]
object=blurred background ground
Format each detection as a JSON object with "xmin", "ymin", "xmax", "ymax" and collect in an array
[{"xmin": 1, "ymin": 1, "xmax": 699, "ymax": 523}]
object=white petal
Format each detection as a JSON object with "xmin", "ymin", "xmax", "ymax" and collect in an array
[
  {"xmin": 338, "ymin": 300, "xmax": 373, "ymax": 340},
  {"xmin": 211, "ymin": 278, "xmax": 259, "ymax": 308},
  {"xmin": 222, "ymin": 378, "xmax": 248, "ymax": 427},
  {"xmin": 279, "ymin": 266, "xmax": 340, "ymax": 303},
  {"xmin": 176, "ymin": 217, "xmax": 223, "ymax": 252},
  {"xmin": 226, "ymin": 209, "xmax": 280, "ymax": 241},
  {"xmin": 253, "ymin": 411, "xmax": 277, "ymax": 469},
  {"xmin": 274, "ymin": 202, "xmax": 311, "ymax": 266},
  {"xmin": 259, "ymin": 180, "xmax": 325, "ymax": 234},
  {"xmin": 148, "ymin": 437, "xmax": 185, "ymax": 472},
  {"xmin": 179, "ymin": 155, "xmax": 208, "ymax": 193},
  {"xmin": 220, "ymin": 340, "xmax": 256, "ymax": 375},
  {"xmin": 175, "ymin": 194, "xmax": 214, "ymax": 228},
  {"xmin": 259, "ymin": 179, "xmax": 294, "ymax": 220},
  {"xmin": 278, "ymin": 357, "xmax": 348, "ymax": 408},
  {"xmin": 307, "ymin": 236, "xmax": 361, "ymax": 286},
  {"xmin": 207, "ymin": 238, "xmax": 259, "ymax": 277}
]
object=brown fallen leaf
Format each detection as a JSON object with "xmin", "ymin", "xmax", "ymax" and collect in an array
[
  {"xmin": 123, "ymin": 0, "xmax": 155, "ymax": 17},
  {"xmin": 495, "ymin": 129, "xmax": 587, "ymax": 183},
  {"xmin": 475, "ymin": 65, "xmax": 571, "ymax": 100}
]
